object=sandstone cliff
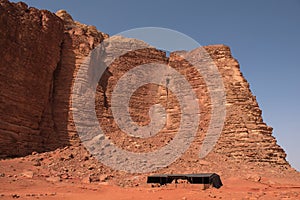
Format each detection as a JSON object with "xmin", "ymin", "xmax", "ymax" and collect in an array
[
  {"xmin": 0, "ymin": 0, "xmax": 64, "ymax": 156},
  {"xmin": 0, "ymin": 0, "xmax": 107, "ymax": 156},
  {"xmin": 0, "ymin": 0, "xmax": 289, "ymax": 173},
  {"xmin": 93, "ymin": 43, "xmax": 287, "ymax": 171}
]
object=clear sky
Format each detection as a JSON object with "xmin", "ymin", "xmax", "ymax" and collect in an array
[{"xmin": 10, "ymin": 0, "xmax": 300, "ymax": 171}]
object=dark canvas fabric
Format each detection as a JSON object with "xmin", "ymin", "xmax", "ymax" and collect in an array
[{"xmin": 209, "ymin": 173, "xmax": 223, "ymax": 189}]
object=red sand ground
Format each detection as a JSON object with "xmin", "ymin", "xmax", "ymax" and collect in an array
[{"xmin": 0, "ymin": 151, "xmax": 299, "ymax": 200}]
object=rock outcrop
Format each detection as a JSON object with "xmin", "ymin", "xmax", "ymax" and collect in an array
[
  {"xmin": 92, "ymin": 43, "xmax": 287, "ymax": 169},
  {"xmin": 0, "ymin": 0, "xmax": 107, "ymax": 156},
  {"xmin": 51, "ymin": 9, "xmax": 107, "ymax": 148},
  {"xmin": 0, "ymin": 0, "xmax": 288, "ymax": 172},
  {"xmin": 202, "ymin": 46, "xmax": 287, "ymax": 165},
  {"xmin": 0, "ymin": 0, "xmax": 64, "ymax": 156}
]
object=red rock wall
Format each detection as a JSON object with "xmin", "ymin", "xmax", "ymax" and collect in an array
[
  {"xmin": 0, "ymin": 0, "xmax": 64, "ymax": 156},
  {"xmin": 94, "ymin": 44, "xmax": 287, "ymax": 167},
  {"xmin": 202, "ymin": 46, "xmax": 287, "ymax": 165},
  {"xmin": 0, "ymin": 0, "xmax": 289, "ymax": 168},
  {"xmin": 0, "ymin": 1, "xmax": 107, "ymax": 156},
  {"xmin": 51, "ymin": 10, "xmax": 107, "ymax": 148}
]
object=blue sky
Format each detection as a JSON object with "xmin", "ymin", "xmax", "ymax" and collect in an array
[{"xmin": 11, "ymin": 0, "xmax": 300, "ymax": 171}]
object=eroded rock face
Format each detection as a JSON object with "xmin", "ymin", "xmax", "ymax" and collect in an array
[
  {"xmin": 0, "ymin": 0, "xmax": 64, "ymax": 156},
  {"xmin": 92, "ymin": 43, "xmax": 287, "ymax": 170},
  {"xmin": 0, "ymin": 0, "xmax": 288, "ymax": 170},
  {"xmin": 51, "ymin": 9, "xmax": 107, "ymax": 148},
  {"xmin": 0, "ymin": 0, "xmax": 107, "ymax": 156},
  {"xmin": 202, "ymin": 46, "xmax": 287, "ymax": 165}
]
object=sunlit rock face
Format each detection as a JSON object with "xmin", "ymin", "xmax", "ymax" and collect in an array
[{"xmin": 0, "ymin": 0, "xmax": 288, "ymax": 171}]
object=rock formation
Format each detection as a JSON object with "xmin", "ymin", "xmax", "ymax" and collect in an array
[
  {"xmin": 93, "ymin": 42, "xmax": 287, "ymax": 170},
  {"xmin": 0, "ymin": 0, "xmax": 64, "ymax": 156},
  {"xmin": 0, "ymin": 0, "xmax": 107, "ymax": 156},
  {"xmin": 0, "ymin": 0, "xmax": 289, "ymax": 173}
]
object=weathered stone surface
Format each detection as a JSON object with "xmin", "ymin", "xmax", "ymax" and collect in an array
[
  {"xmin": 93, "ymin": 42, "xmax": 287, "ymax": 168},
  {"xmin": 51, "ymin": 8, "xmax": 107, "ymax": 147},
  {"xmin": 0, "ymin": 0, "xmax": 64, "ymax": 156},
  {"xmin": 0, "ymin": 0, "xmax": 107, "ymax": 156},
  {"xmin": 0, "ymin": 0, "xmax": 289, "ymax": 171},
  {"xmin": 202, "ymin": 45, "xmax": 287, "ymax": 165}
]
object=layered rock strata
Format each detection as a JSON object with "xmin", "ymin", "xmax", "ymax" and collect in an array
[{"xmin": 0, "ymin": 0, "xmax": 288, "ymax": 168}]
